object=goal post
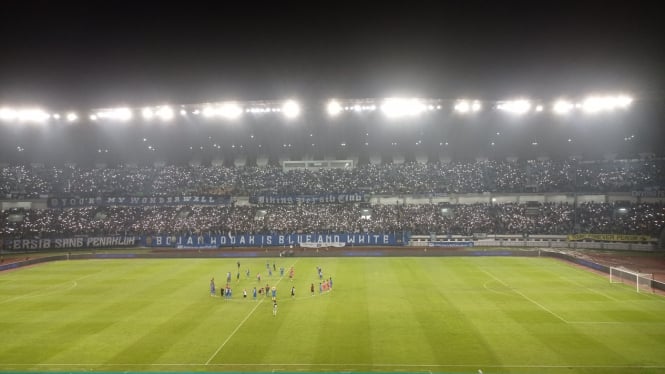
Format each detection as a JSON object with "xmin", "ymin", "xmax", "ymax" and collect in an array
[{"xmin": 610, "ymin": 266, "xmax": 654, "ymax": 293}]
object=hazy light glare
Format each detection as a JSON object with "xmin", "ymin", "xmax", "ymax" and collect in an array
[
  {"xmin": 381, "ymin": 98, "xmax": 425, "ymax": 118},
  {"xmin": 327, "ymin": 100, "xmax": 342, "ymax": 116},
  {"xmin": 66, "ymin": 112, "xmax": 78, "ymax": 122},
  {"xmin": 96, "ymin": 107, "xmax": 132, "ymax": 121},
  {"xmin": 282, "ymin": 100, "xmax": 301, "ymax": 118},
  {"xmin": 156, "ymin": 106, "xmax": 174, "ymax": 121},
  {"xmin": 201, "ymin": 103, "xmax": 243, "ymax": 119},
  {"xmin": 142, "ymin": 107, "xmax": 154, "ymax": 120},
  {"xmin": 498, "ymin": 99, "xmax": 531, "ymax": 114},
  {"xmin": 202, "ymin": 106, "xmax": 215, "ymax": 118},
  {"xmin": 553, "ymin": 100, "xmax": 574, "ymax": 114},
  {"xmin": 0, "ymin": 108, "xmax": 18, "ymax": 121},
  {"xmin": 454, "ymin": 100, "xmax": 470, "ymax": 113},
  {"xmin": 582, "ymin": 95, "xmax": 634, "ymax": 113},
  {"xmin": 219, "ymin": 103, "xmax": 242, "ymax": 119},
  {"xmin": 454, "ymin": 100, "xmax": 481, "ymax": 113},
  {"xmin": 0, "ymin": 108, "xmax": 50, "ymax": 123}
]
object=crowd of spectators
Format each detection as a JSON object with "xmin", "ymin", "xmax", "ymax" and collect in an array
[
  {"xmin": 1, "ymin": 158, "xmax": 664, "ymax": 198},
  {"xmin": 2, "ymin": 202, "xmax": 663, "ymax": 239}
]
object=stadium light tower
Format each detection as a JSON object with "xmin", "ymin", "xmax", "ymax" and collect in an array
[{"xmin": 282, "ymin": 100, "xmax": 301, "ymax": 118}]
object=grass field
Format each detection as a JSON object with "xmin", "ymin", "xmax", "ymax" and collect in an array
[{"xmin": 1, "ymin": 256, "xmax": 664, "ymax": 374}]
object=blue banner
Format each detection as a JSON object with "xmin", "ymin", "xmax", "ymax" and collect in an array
[
  {"xmin": 145, "ymin": 232, "xmax": 402, "ymax": 248},
  {"xmin": 249, "ymin": 192, "xmax": 365, "ymax": 204},
  {"xmin": 4, "ymin": 236, "xmax": 138, "ymax": 250},
  {"xmin": 428, "ymin": 241, "xmax": 475, "ymax": 247},
  {"xmin": 47, "ymin": 195, "xmax": 230, "ymax": 208}
]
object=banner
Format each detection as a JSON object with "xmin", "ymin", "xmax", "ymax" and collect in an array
[
  {"xmin": 300, "ymin": 242, "xmax": 346, "ymax": 248},
  {"xmin": 144, "ymin": 232, "xmax": 402, "ymax": 248},
  {"xmin": 249, "ymin": 192, "xmax": 365, "ymax": 204},
  {"xmin": 566, "ymin": 233, "xmax": 652, "ymax": 242},
  {"xmin": 631, "ymin": 190, "xmax": 665, "ymax": 198},
  {"xmin": 47, "ymin": 195, "xmax": 231, "ymax": 208},
  {"xmin": 428, "ymin": 241, "xmax": 475, "ymax": 247},
  {"xmin": 4, "ymin": 236, "xmax": 137, "ymax": 250}
]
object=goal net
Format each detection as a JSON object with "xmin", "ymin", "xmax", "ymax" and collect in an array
[{"xmin": 610, "ymin": 266, "xmax": 653, "ymax": 293}]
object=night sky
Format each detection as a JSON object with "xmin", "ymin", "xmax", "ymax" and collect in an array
[
  {"xmin": 0, "ymin": 0, "xmax": 663, "ymax": 163},
  {"xmin": 1, "ymin": 0, "xmax": 663, "ymax": 106}
]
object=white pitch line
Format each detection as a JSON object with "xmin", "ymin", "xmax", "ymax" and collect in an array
[
  {"xmin": 481, "ymin": 268, "xmax": 570, "ymax": 323},
  {"xmin": 0, "ymin": 273, "xmax": 94, "ymax": 305},
  {"xmin": 205, "ymin": 259, "xmax": 299, "ymax": 365},
  {"xmin": 10, "ymin": 363, "xmax": 665, "ymax": 369},
  {"xmin": 541, "ymin": 266, "xmax": 619, "ymax": 301}
]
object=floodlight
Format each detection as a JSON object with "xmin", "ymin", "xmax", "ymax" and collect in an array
[
  {"xmin": 498, "ymin": 99, "xmax": 531, "ymax": 114},
  {"xmin": 381, "ymin": 98, "xmax": 425, "ymax": 118},
  {"xmin": 114, "ymin": 108, "xmax": 132, "ymax": 121},
  {"xmin": 219, "ymin": 103, "xmax": 242, "ymax": 119},
  {"xmin": 553, "ymin": 100, "xmax": 574, "ymax": 114},
  {"xmin": 53, "ymin": 113, "xmax": 61, "ymax": 120},
  {"xmin": 454, "ymin": 100, "xmax": 470, "ymax": 113},
  {"xmin": 0, "ymin": 108, "xmax": 17, "ymax": 121},
  {"xmin": 581, "ymin": 95, "xmax": 632, "ymax": 113},
  {"xmin": 202, "ymin": 106, "xmax": 215, "ymax": 118},
  {"xmin": 282, "ymin": 100, "xmax": 300, "ymax": 118},
  {"xmin": 535, "ymin": 105, "xmax": 544, "ymax": 112},
  {"xmin": 616, "ymin": 95, "xmax": 633, "ymax": 108},
  {"xmin": 455, "ymin": 100, "xmax": 481, "ymax": 113},
  {"xmin": 180, "ymin": 109, "xmax": 187, "ymax": 116},
  {"xmin": 97, "ymin": 107, "xmax": 132, "ymax": 121},
  {"xmin": 581, "ymin": 97, "xmax": 604, "ymax": 113},
  {"xmin": 17, "ymin": 109, "xmax": 50, "ymax": 123},
  {"xmin": 66, "ymin": 112, "xmax": 78, "ymax": 122},
  {"xmin": 142, "ymin": 107, "xmax": 155, "ymax": 120},
  {"xmin": 327, "ymin": 100, "xmax": 342, "ymax": 116},
  {"xmin": 156, "ymin": 106, "xmax": 174, "ymax": 121}
]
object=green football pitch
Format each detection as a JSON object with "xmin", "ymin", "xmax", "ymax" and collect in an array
[{"xmin": 1, "ymin": 256, "xmax": 664, "ymax": 374}]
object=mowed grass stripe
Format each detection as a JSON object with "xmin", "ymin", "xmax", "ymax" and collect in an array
[
  {"xmin": 0, "ymin": 257, "xmax": 664, "ymax": 373},
  {"xmin": 473, "ymin": 258, "xmax": 665, "ymax": 367}
]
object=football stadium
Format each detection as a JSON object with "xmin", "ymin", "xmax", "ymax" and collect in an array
[{"xmin": 1, "ymin": 2, "xmax": 665, "ymax": 374}]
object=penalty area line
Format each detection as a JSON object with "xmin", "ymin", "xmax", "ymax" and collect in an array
[{"xmin": 480, "ymin": 268, "xmax": 570, "ymax": 324}]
